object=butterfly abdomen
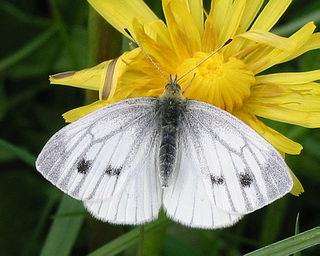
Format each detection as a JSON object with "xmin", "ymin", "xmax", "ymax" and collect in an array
[{"xmin": 158, "ymin": 96, "xmax": 186, "ymax": 187}]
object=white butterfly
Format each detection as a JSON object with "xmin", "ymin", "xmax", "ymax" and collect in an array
[{"xmin": 36, "ymin": 75, "xmax": 293, "ymax": 229}]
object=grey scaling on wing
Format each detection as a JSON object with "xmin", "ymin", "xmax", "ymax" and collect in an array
[
  {"xmin": 176, "ymin": 99, "xmax": 293, "ymax": 214},
  {"xmin": 36, "ymin": 97, "xmax": 161, "ymax": 202}
]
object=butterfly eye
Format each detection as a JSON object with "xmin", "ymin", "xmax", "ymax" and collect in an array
[{"xmin": 77, "ymin": 158, "xmax": 92, "ymax": 174}]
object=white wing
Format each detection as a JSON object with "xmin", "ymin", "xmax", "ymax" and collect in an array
[
  {"xmin": 36, "ymin": 97, "xmax": 161, "ymax": 203},
  {"xmin": 84, "ymin": 127, "xmax": 162, "ymax": 224},
  {"xmin": 163, "ymin": 131, "xmax": 243, "ymax": 229},
  {"xmin": 177, "ymin": 100, "xmax": 293, "ymax": 215}
]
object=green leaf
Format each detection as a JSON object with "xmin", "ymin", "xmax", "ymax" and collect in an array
[
  {"xmin": 244, "ymin": 227, "xmax": 320, "ymax": 256},
  {"xmin": 293, "ymin": 213, "xmax": 302, "ymax": 256},
  {"xmin": 40, "ymin": 196, "xmax": 85, "ymax": 256},
  {"xmin": 0, "ymin": 138, "xmax": 36, "ymax": 166},
  {"xmin": 88, "ymin": 216, "xmax": 170, "ymax": 256}
]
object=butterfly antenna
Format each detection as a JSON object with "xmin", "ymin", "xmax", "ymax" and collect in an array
[
  {"xmin": 182, "ymin": 73, "xmax": 196, "ymax": 94},
  {"xmin": 177, "ymin": 38, "xmax": 233, "ymax": 82},
  {"xmin": 124, "ymin": 28, "xmax": 168, "ymax": 80}
]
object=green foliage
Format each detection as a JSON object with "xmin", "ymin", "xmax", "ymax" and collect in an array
[{"xmin": 0, "ymin": 0, "xmax": 319, "ymax": 255}]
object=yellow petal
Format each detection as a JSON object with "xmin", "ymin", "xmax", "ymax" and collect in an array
[
  {"xmin": 143, "ymin": 20, "xmax": 172, "ymax": 48},
  {"xmin": 236, "ymin": 0, "xmax": 264, "ymax": 33},
  {"xmin": 235, "ymin": 110, "xmax": 303, "ymax": 155},
  {"xmin": 248, "ymin": 83, "xmax": 320, "ymax": 128},
  {"xmin": 238, "ymin": 30, "xmax": 296, "ymax": 50},
  {"xmin": 50, "ymin": 49, "xmax": 141, "ymax": 101},
  {"xmin": 133, "ymin": 20, "xmax": 178, "ymax": 73},
  {"xmin": 218, "ymin": 0, "xmax": 246, "ymax": 46},
  {"xmin": 184, "ymin": 0, "xmax": 204, "ymax": 34},
  {"xmin": 50, "ymin": 61, "xmax": 110, "ymax": 91},
  {"xmin": 63, "ymin": 100, "xmax": 108, "ymax": 122},
  {"xmin": 257, "ymin": 70, "xmax": 320, "ymax": 85},
  {"xmin": 88, "ymin": 0, "xmax": 159, "ymax": 38},
  {"xmin": 251, "ymin": 0, "xmax": 292, "ymax": 31},
  {"xmin": 289, "ymin": 169, "xmax": 304, "ymax": 196},
  {"xmin": 100, "ymin": 48, "xmax": 141, "ymax": 100},
  {"xmin": 203, "ymin": 0, "xmax": 246, "ymax": 50},
  {"xmin": 162, "ymin": 0, "xmax": 202, "ymax": 59},
  {"xmin": 202, "ymin": 5, "xmax": 218, "ymax": 51},
  {"xmin": 283, "ymin": 32, "xmax": 320, "ymax": 62},
  {"xmin": 249, "ymin": 22, "xmax": 316, "ymax": 74}
]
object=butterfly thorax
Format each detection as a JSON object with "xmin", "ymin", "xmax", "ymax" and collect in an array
[{"xmin": 157, "ymin": 77, "xmax": 186, "ymax": 187}]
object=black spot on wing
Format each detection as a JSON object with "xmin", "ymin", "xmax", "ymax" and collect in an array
[
  {"xmin": 239, "ymin": 172, "xmax": 253, "ymax": 187},
  {"xmin": 77, "ymin": 159, "xmax": 92, "ymax": 174},
  {"xmin": 105, "ymin": 165, "xmax": 122, "ymax": 176},
  {"xmin": 210, "ymin": 175, "xmax": 224, "ymax": 185}
]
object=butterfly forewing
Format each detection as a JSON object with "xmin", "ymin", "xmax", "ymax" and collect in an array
[
  {"xmin": 36, "ymin": 97, "xmax": 161, "ymax": 202},
  {"xmin": 179, "ymin": 100, "xmax": 293, "ymax": 214},
  {"xmin": 84, "ymin": 130, "xmax": 162, "ymax": 224}
]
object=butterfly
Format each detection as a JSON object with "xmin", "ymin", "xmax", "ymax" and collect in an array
[{"xmin": 36, "ymin": 74, "xmax": 293, "ymax": 229}]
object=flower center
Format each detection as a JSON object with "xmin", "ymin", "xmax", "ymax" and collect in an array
[
  {"xmin": 177, "ymin": 52, "xmax": 255, "ymax": 113},
  {"xmin": 201, "ymin": 58, "xmax": 224, "ymax": 76}
]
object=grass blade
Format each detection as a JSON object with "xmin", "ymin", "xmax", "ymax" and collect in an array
[
  {"xmin": 0, "ymin": 26, "xmax": 56, "ymax": 71},
  {"xmin": 88, "ymin": 216, "xmax": 170, "ymax": 256},
  {"xmin": 273, "ymin": 9, "xmax": 320, "ymax": 35},
  {"xmin": 40, "ymin": 196, "xmax": 85, "ymax": 256},
  {"xmin": 0, "ymin": 138, "xmax": 36, "ymax": 166},
  {"xmin": 0, "ymin": 1, "xmax": 49, "ymax": 26},
  {"xmin": 244, "ymin": 227, "xmax": 320, "ymax": 256}
]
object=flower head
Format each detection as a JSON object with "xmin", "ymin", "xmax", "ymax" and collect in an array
[{"xmin": 50, "ymin": 0, "xmax": 320, "ymax": 195}]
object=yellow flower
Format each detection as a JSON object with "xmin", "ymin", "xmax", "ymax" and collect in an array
[{"xmin": 50, "ymin": 0, "xmax": 320, "ymax": 196}]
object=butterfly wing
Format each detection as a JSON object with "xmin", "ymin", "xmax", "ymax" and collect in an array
[
  {"xmin": 176, "ymin": 100, "xmax": 293, "ymax": 215},
  {"xmin": 36, "ymin": 97, "xmax": 161, "ymax": 203},
  {"xmin": 163, "ymin": 131, "xmax": 243, "ymax": 229},
  {"xmin": 83, "ymin": 125, "xmax": 162, "ymax": 224}
]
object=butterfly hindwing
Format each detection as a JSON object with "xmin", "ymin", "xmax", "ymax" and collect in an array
[
  {"xmin": 163, "ymin": 130, "xmax": 243, "ymax": 228},
  {"xmin": 179, "ymin": 100, "xmax": 293, "ymax": 215},
  {"xmin": 36, "ymin": 97, "xmax": 161, "ymax": 202}
]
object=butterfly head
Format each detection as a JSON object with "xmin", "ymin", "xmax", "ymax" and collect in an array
[{"xmin": 163, "ymin": 74, "xmax": 184, "ymax": 99}]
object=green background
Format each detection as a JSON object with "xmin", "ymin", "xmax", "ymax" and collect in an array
[{"xmin": 0, "ymin": 0, "xmax": 319, "ymax": 255}]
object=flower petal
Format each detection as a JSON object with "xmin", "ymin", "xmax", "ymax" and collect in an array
[
  {"xmin": 251, "ymin": 0, "xmax": 292, "ymax": 31},
  {"xmin": 218, "ymin": 0, "xmax": 246, "ymax": 46},
  {"xmin": 247, "ymin": 83, "xmax": 320, "ymax": 128},
  {"xmin": 249, "ymin": 22, "xmax": 316, "ymax": 74},
  {"xmin": 238, "ymin": 30, "xmax": 296, "ymax": 50},
  {"xmin": 283, "ymin": 32, "xmax": 320, "ymax": 63},
  {"xmin": 203, "ymin": 0, "xmax": 246, "ymax": 50},
  {"xmin": 162, "ymin": 0, "xmax": 202, "ymax": 59},
  {"xmin": 257, "ymin": 70, "xmax": 320, "ymax": 85},
  {"xmin": 236, "ymin": 0, "xmax": 264, "ymax": 33},
  {"xmin": 50, "ymin": 49, "xmax": 141, "ymax": 101},
  {"xmin": 88, "ymin": 0, "xmax": 159, "ymax": 38},
  {"xmin": 184, "ymin": 0, "xmax": 204, "ymax": 34},
  {"xmin": 50, "ymin": 61, "xmax": 110, "ymax": 91},
  {"xmin": 289, "ymin": 169, "xmax": 304, "ymax": 196},
  {"xmin": 133, "ymin": 20, "xmax": 178, "ymax": 73},
  {"xmin": 235, "ymin": 110, "xmax": 303, "ymax": 155},
  {"xmin": 63, "ymin": 100, "xmax": 108, "ymax": 122},
  {"xmin": 100, "ymin": 48, "xmax": 141, "ymax": 100}
]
